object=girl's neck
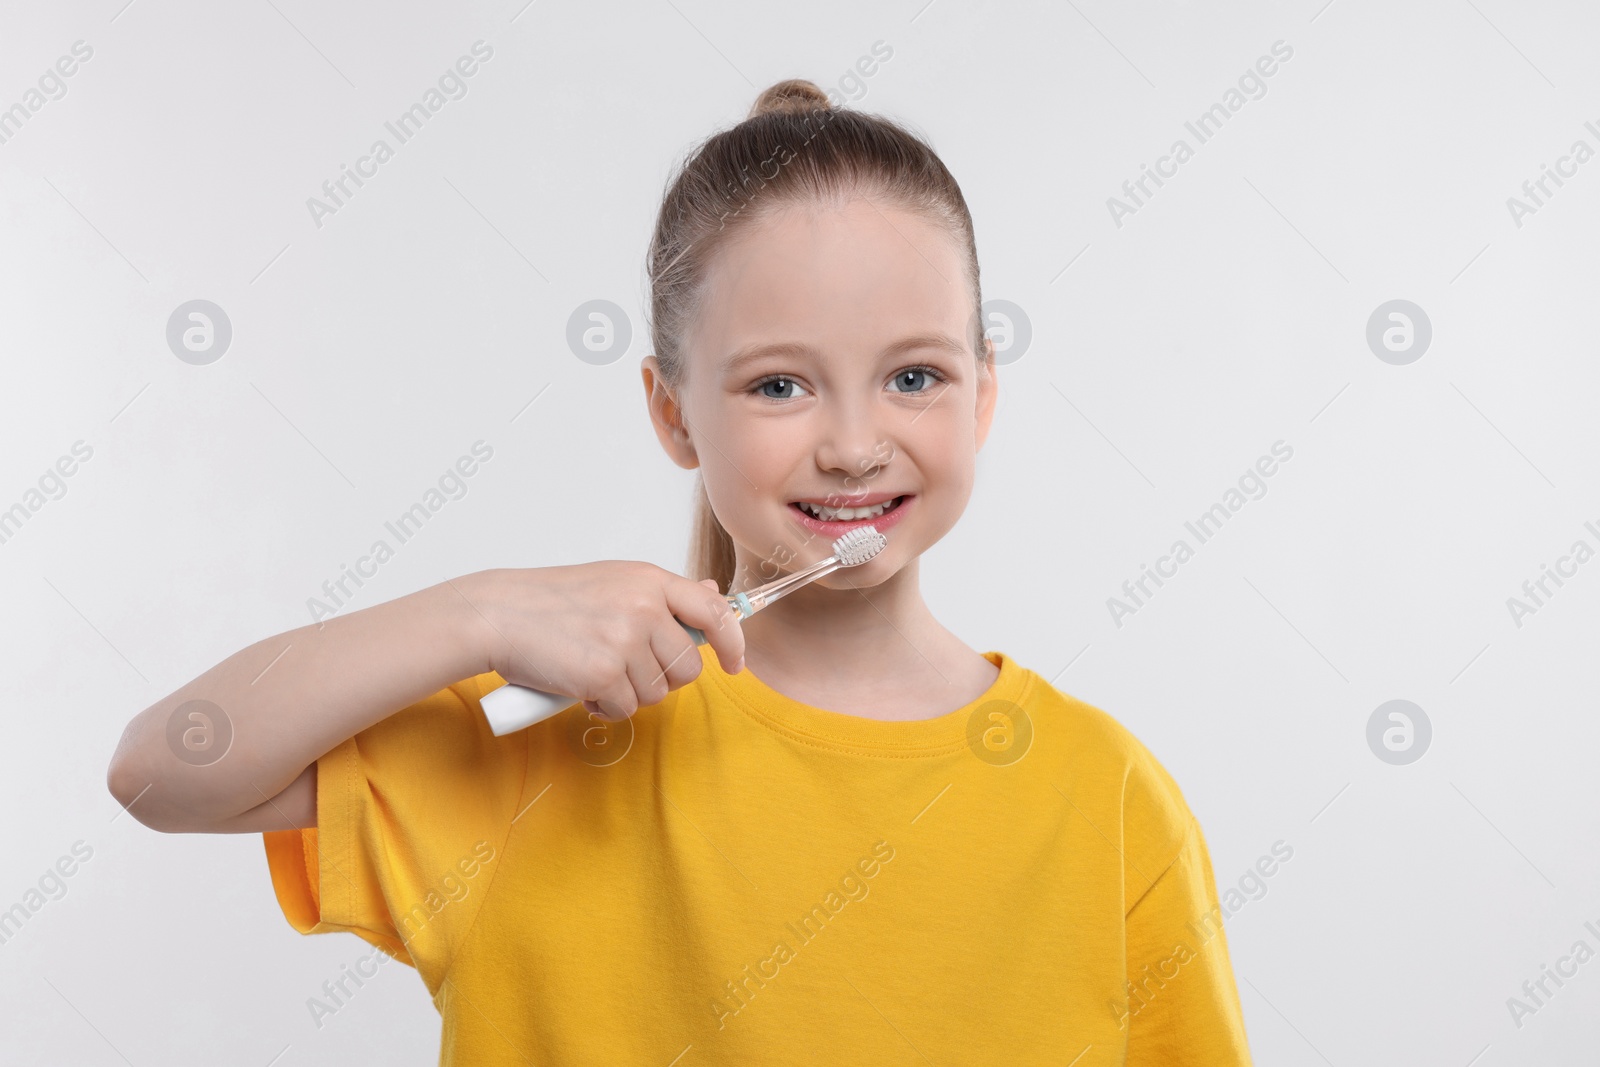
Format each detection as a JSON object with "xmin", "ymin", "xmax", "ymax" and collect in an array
[{"xmin": 733, "ymin": 556, "xmax": 994, "ymax": 715}]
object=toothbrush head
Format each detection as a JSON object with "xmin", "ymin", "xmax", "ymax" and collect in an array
[{"xmin": 830, "ymin": 526, "xmax": 888, "ymax": 567}]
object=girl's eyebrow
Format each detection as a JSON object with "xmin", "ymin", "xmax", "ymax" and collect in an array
[{"xmin": 720, "ymin": 333, "xmax": 966, "ymax": 374}]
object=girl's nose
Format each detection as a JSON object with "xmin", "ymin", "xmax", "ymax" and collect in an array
[{"xmin": 814, "ymin": 414, "xmax": 892, "ymax": 486}]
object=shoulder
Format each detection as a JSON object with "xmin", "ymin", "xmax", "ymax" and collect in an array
[
  {"xmin": 1013, "ymin": 660, "xmax": 1189, "ymax": 805},
  {"xmin": 1011, "ymin": 658, "xmax": 1197, "ymax": 884}
]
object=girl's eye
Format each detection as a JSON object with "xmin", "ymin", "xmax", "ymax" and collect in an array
[
  {"xmin": 750, "ymin": 365, "xmax": 949, "ymax": 401},
  {"xmin": 751, "ymin": 376, "xmax": 811, "ymax": 401},
  {"xmin": 888, "ymin": 365, "xmax": 949, "ymax": 395}
]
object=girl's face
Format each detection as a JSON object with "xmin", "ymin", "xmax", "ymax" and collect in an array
[{"xmin": 642, "ymin": 194, "xmax": 997, "ymax": 591}]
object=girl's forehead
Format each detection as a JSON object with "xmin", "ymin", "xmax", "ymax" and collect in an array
[
  {"xmin": 695, "ymin": 206, "xmax": 969, "ymax": 339},
  {"xmin": 718, "ymin": 195, "xmax": 938, "ymax": 260}
]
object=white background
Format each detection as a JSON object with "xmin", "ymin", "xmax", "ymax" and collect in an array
[{"xmin": 2, "ymin": 0, "xmax": 1596, "ymax": 1063}]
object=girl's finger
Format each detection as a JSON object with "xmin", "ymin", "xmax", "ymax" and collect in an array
[
  {"xmin": 664, "ymin": 575, "xmax": 745, "ymax": 675},
  {"xmin": 650, "ymin": 622, "xmax": 705, "ymax": 693}
]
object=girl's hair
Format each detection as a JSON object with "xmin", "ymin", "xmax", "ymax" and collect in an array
[{"xmin": 645, "ymin": 78, "xmax": 987, "ymax": 590}]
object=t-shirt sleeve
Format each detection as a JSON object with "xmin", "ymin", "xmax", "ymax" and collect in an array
[
  {"xmin": 262, "ymin": 670, "xmax": 528, "ymax": 985},
  {"xmin": 1122, "ymin": 814, "xmax": 1253, "ymax": 1065}
]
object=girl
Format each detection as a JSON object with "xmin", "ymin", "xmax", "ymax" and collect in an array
[{"xmin": 108, "ymin": 79, "xmax": 1252, "ymax": 1064}]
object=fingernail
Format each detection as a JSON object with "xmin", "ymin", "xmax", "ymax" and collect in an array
[{"xmin": 733, "ymin": 657, "xmax": 745, "ymax": 673}]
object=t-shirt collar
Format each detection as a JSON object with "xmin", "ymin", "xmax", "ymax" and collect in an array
[{"xmin": 697, "ymin": 643, "xmax": 1034, "ymax": 757}]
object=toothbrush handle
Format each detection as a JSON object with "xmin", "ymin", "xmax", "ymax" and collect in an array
[
  {"xmin": 478, "ymin": 594, "xmax": 753, "ymax": 736},
  {"xmin": 478, "ymin": 682, "xmax": 578, "ymax": 737}
]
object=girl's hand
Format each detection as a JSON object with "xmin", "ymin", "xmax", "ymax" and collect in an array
[{"xmin": 459, "ymin": 563, "xmax": 745, "ymax": 721}]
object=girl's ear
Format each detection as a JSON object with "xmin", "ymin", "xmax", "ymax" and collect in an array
[
  {"xmin": 974, "ymin": 337, "xmax": 999, "ymax": 451},
  {"xmin": 641, "ymin": 355, "xmax": 700, "ymax": 470}
]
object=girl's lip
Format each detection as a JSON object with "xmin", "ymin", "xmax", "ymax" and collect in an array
[{"xmin": 786, "ymin": 494, "xmax": 913, "ymax": 539}]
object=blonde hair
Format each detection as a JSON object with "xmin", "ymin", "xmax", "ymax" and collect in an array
[{"xmin": 645, "ymin": 78, "xmax": 986, "ymax": 590}]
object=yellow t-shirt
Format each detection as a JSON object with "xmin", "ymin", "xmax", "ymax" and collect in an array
[{"xmin": 264, "ymin": 643, "xmax": 1252, "ymax": 1064}]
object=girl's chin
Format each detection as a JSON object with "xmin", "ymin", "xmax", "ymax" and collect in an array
[
  {"xmin": 814, "ymin": 567, "xmax": 892, "ymax": 590},
  {"xmin": 796, "ymin": 543, "xmax": 901, "ymax": 588},
  {"xmin": 728, "ymin": 542, "xmax": 899, "ymax": 591}
]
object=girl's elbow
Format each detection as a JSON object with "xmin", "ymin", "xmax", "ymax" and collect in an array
[
  {"xmin": 106, "ymin": 758, "xmax": 165, "ymax": 831},
  {"xmin": 106, "ymin": 753, "xmax": 190, "ymax": 833}
]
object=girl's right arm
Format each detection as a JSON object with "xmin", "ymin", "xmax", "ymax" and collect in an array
[{"xmin": 105, "ymin": 564, "xmax": 744, "ymax": 835}]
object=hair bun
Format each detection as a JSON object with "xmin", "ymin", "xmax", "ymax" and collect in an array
[{"xmin": 747, "ymin": 79, "xmax": 832, "ymax": 119}]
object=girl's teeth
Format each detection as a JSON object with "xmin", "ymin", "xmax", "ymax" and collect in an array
[{"xmin": 799, "ymin": 497, "xmax": 898, "ymax": 521}]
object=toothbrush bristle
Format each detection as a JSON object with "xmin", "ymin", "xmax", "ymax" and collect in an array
[{"xmin": 831, "ymin": 526, "xmax": 888, "ymax": 567}]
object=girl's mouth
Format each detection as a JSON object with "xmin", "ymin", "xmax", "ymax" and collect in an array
[{"xmin": 787, "ymin": 494, "xmax": 912, "ymax": 536}]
